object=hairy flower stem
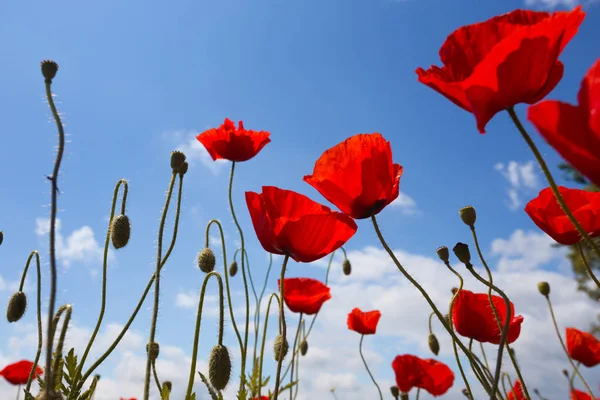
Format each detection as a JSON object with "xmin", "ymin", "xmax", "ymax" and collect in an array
[
  {"xmin": 259, "ymin": 293, "xmax": 282, "ymax": 399},
  {"xmin": 359, "ymin": 335, "xmax": 383, "ymax": 400},
  {"xmin": 479, "ymin": 342, "xmax": 490, "ymax": 372},
  {"xmin": 185, "ymin": 271, "xmax": 224, "ymax": 397},
  {"xmin": 43, "ymin": 68, "xmax": 65, "ymax": 389},
  {"xmin": 370, "ymin": 215, "xmax": 488, "ymax": 388},
  {"xmin": 544, "ymin": 294, "xmax": 595, "ymax": 398},
  {"xmin": 501, "ymin": 372, "xmax": 512, "ymax": 400},
  {"xmin": 152, "ymin": 360, "xmax": 162, "ymax": 392},
  {"xmin": 51, "ymin": 304, "xmax": 73, "ymax": 375},
  {"xmin": 228, "ymin": 161, "xmax": 251, "ymax": 389},
  {"xmin": 293, "ymin": 320, "xmax": 304, "ymax": 400},
  {"xmin": 289, "ymin": 313, "xmax": 303, "ymax": 400},
  {"xmin": 21, "ymin": 251, "xmax": 43, "ymax": 392},
  {"xmin": 273, "ymin": 255, "xmax": 290, "ymax": 400},
  {"xmin": 576, "ymin": 243, "xmax": 600, "ymax": 288},
  {"xmin": 508, "ymin": 107, "xmax": 600, "ymax": 270},
  {"xmin": 252, "ymin": 252, "xmax": 273, "ymax": 373},
  {"xmin": 143, "ymin": 171, "xmax": 178, "ymax": 400}
]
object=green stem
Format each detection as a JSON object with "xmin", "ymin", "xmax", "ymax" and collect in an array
[
  {"xmin": 416, "ymin": 388, "xmax": 420, "ymax": 400},
  {"xmin": 576, "ymin": 243, "xmax": 600, "ymax": 289},
  {"xmin": 253, "ymin": 253, "xmax": 274, "ymax": 376},
  {"xmin": 152, "ymin": 360, "xmax": 162, "ymax": 392},
  {"xmin": 500, "ymin": 373, "xmax": 511, "ymax": 400},
  {"xmin": 290, "ymin": 313, "xmax": 303, "ymax": 400},
  {"xmin": 293, "ymin": 319, "xmax": 304, "ymax": 400},
  {"xmin": 23, "ymin": 251, "xmax": 43, "ymax": 392},
  {"xmin": 479, "ymin": 342, "xmax": 490, "ymax": 372},
  {"xmin": 359, "ymin": 335, "xmax": 383, "ymax": 400},
  {"xmin": 273, "ymin": 255, "xmax": 290, "ymax": 400},
  {"xmin": 51, "ymin": 304, "xmax": 73, "ymax": 377},
  {"xmin": 258, "ymin": 293, "xmax": 282, "ymax": 399}
]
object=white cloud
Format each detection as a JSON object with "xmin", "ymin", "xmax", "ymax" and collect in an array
[
  {"xmin": 494, "ymin": 161, "xmax": 541, "ymax": 211},
  {"xmin": 524, "ymin": 0, "xmax": 580, "ymax": 8},
  {"xmin": 389, "ymin": 193, "xmax": 419, "ymax": 215},
  {"xmin": 164, "ymin": 130, "xmax": 227, "ymax": 175}
]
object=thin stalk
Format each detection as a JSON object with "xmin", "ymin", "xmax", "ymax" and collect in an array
[
  {"xmin": 289, "ymin": 314, "xmax": 303, "ymax": 400},
  {"xmin": 273, "ymin": 255, "xmax": 290, "ymax": 400},
  {"xmin": 252, "ymin": 253, "xmax": 274, "ymax": 374},
  {"xmin": 152, "ymin": 360, "xmax": 162, "ymax": 393},
  {"xmin": 359, "ymin": 335, "xmax": 383, "ymax": 400},
  {"xmin": 22, "ymin": 251, "xmax": 43, "ymax": 392},
  {"xmin": 258, "ymin": 293, "xmax": 282, "ymax": 399},
  {"xmin": 479, "ymin": 342, "xmax": 491, "ymax": 372},
  {"xmin": 576, "ymin": 243, "xmax": 600, "ymax": 288}
]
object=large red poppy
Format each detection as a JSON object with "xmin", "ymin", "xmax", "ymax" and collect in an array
[
  {"xmin": 452, "ymin": 289, "xmax": 524, "ymax": 345},
  {"xmin": 0, "ymin": 360, "xmax": 43, "ymax": 385},
  {"xmin": 245, "ymin": 186, "xmax": 357, "ymax": 263},
  {"xmin": 524, "ymin": 186, "xmax": 600, "ymax": 245},
  {"xmin": 196, "ymin": 118, "xmax": 271, "ymax": 162},
  {"xmin": 507, "ymin": 380, "xmax": 526, "ymax": 400},
  {"xmin": 278, "ymin": 278, "xmax": 331, "ymax": 315},
  {"xmin": 347, "ymin": 308, "xmax": 381, "ymax": 335},
  {"xmin": 566, "ymin": 327, "xmax": 600, "ymax": 368},
  {"xmin": 391, "ymin": 354, "xmax": 454, "ymax": 396},
  {"xmin": 416, "ymin": 7, "xmax": 585, "ymax": 133},
  {"xmin": 528, "ymin": 58, "xmax": 600, "ymax": 187},
  {"xmin": 303, "ymin": 133, "xmax": 403, "ymax": 219},
  {"xmin": 572, "ymin": 389, "xmax": 600, "ymax": 400}
]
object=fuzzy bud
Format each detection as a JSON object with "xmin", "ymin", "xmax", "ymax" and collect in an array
[
  {"xmin": 428, "ymin": 333, "xmax": 440, "ymax": 356},
  {"xmin": 229, "ymin": 260, "xmax": 238, "ymax": 277},
  {"xmin": 41, "ymin": 60, "xmax": 59, "ymax": 81},
  {"xmin": 0, "ymin": 231, "xmax": 3, "ymax": 246},
  {"xmin": 390, "ymin": 386, "xmax": 399, "ymax": 397},
  {"xmin": 537, "ymin": 281, "xmax": 550, "ymax": 297},
  {"xmin": 178, "ymin": 161, "xmax": 189, "ymax": 176},
  {"xmin": 300, "ymin": 340, "xmax": 308, "ymax": 356},
  {"xmin": 459, "ymin": 206, "xmax": 476, "ymax": 227},
  {"xmin": 94, "ymin": 374, "xmax": 101, "ymax": 381},
  {"xmin": 146, "ymin": 342, "xmax": 160, "ymax": 361},
  {"xmin": 273, "ymin": 334, "xmax": 289, "ymax": 362},
  {"xmin": 436, "ymin": 246, "xmax": 449, "ymax": 263},
  {"xmin": 342, "ymin": 259, "xmax": 352, "ymax": 275},
  {"xmin": 110, "ymin": 214, "xmax": 131, "ymax": 249},
  {"xmin": 208, "ymin": 344, "xmax": 231, "ymax": 391},
  {"xmin": 163, "ymin": 381, "xmax": 172, "ymax": 392},
  {"xmin": 170, "ymin": 151, "xmax": 186, "ymax": 171},
  {"xmin": 7, "ymin": 291, "xmax": 27, "ymax": 322},
  {"xmin": 452, "ymin": 242, "xmax": 471, "ymax": 265},
  {"xmin": 197, "ymin": 248, "xmax": 216, "ymax": 273}
]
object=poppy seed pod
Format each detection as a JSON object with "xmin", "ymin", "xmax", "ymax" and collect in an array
[
  {"xmin": 40, "ymin": 60, "xmax": 59, "ymax": 81},
  {"xmin": 178, "ymin": 161, "xmax": 189, "ymax": 177},
  {"xmin": 390, "ymin": 386, "xmax": 399, "ymax": 397},
  {"xmin": 428, "ymin": 333, "xmax": 440, "ymax": 356},
  {"xmin": 537, "ymin": 281, "xmax": 551, "ymax": 297},
  {"xmin": 459, "ymin": 206, "xmax": 476, "ymax": 227},
  {"xmin": 197, "ymin": 248, "xmax": 216, "ymax": 273},
  {"xmin": 208, "ymin": 344, "xmax": 231, "ymax": 391},
  {"xmin": 273, "ymin": 334, "xmax": 289, "ymax": 362},
  {"xmin": 110, "ymin": 214, "xmax": 131, "ymax": 249},
  {"xmin": 170, "ymin": 151, "xmax": 186, "ymax": 171},
  {"xmin": 436, "ymin": 246, "xmax": 449, "ymax": 263},
  {"xmin": 146, "ymin": 342, "xmax": 160, "ymax": 361},
  {"xmin": 7, "ymin": 291, "xmax": 27, "ymax": 323},
  {"xmin": 342, "ymin": 258, "xmax": 352, "ymax": 275},
  {"xmin": 452, "ymin": 242, "xmax": 471, "ymax": 265},
  {"xmin": 229, "ymin": 260, "xmax": 238, "ymax": 277},
  {"xmin": 300, "ymin": 339, "xmax": 308, "ymax": 356},
  {"xmin": 0, "ymin": 231, "xmax": 3, "ymax": 246}
]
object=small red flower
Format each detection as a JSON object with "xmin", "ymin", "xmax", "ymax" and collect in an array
[
  {"xmin": 253, "ymin": 397, "xmax": 269, "ymax": 400},
  {"xmin": 196, "ymin": 118, "xmax": 271, "ymax": 162},
  {"xmin": 528, "ymin": 58, "xmax": 600, "ymax": 187},
  {"xmin": 507, "ymin": 380, "xmax": 526, "ymax": 400},
  {"xmin": 303, "ymin": 133, "xmax": 403, "ymax": 219},
  {"xmin": 524, "ymin": 186, "xmax": 600, "ymax": 245},
  {"xmin": 452, "ymin": 289, "xmax": 524, "ymax": 345},
  {"xmin": 245, "ymin": 186, "xmax": 357, "ymax": 263},
  {"xmin": 391, "ymin": 354, "xmax": 454, "ymax": 396},
  {"xmin": 416, "ymin": 7, "xmax": 585, "ymax": 133},
  {"xmin": 566, "ymin": 327, "xmax": 600, "ymax": 368},
  {"xmin": 347, "ymin": 308, "xmax": 382, "ymax": 335},
  {"xmin": 279, "ymin": 278, "xmax": 331, "ymax": 315},
  {"xmin": 572, "ymin": 389, "xmax": 600, "ymax": 400},
  {"xmin": 0, "ymin": 360, "xmax": 43, "ymax": 385}
]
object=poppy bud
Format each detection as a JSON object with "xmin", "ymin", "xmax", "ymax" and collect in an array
[
  {"xmin": 208, "ymin": 344, "xmax": 231, "ymax": 391},
  {"xmin": 110, "ymin": 214, "xmax": 131, "ymax": 249},
  {"xmin": 163, "ymin": 381, "xmax": 172, "ymax": 392},
  {"xmin": 178, "ymin": 161, "xmax": 189, "ymax": 177},
  {"xmin": 229, "ymin": 260, "xmax": 238, "ymax": 277},
  {"xmin": 7, "ymin": 291, "xmax": 27, "ymax": 322},
  {"xmin": 436, "ymin": 246, "xmax": 450, "ymax": 263},
  {"xmin": 0, "ymin": 231, "xmax": 3, "ymax": 246},
  {"xmin": 146, "ymin": 342, "xmax": 160, "ymax": 361},
  {"xmin": 428, "ymin": 333, "xmax": 440, "ymax": 356},
  {"xmin": 452, "ymin": 242, "xmax": 471, "ymax": 265},
  {"xmin": 273, "ymin": 334, "xmax": 289, "ymax": 361},
  {"xmin": 451, "ymin": 287, "xmax": 458, "ymax": 295},
  {"xmin": 170, "ymin": 151, "xmax": 186, "ymax": 171},
  {"xmin": 537, "ymin": 281, "xmax": 550, "ymax": 297},
  {"xmin": 197, "ymin": 248, "xmax": 216, "ymax": 273},
  {"xmin": 400, "ymin": 393, "xmax": 409, "ymax": 400},
  {"xmin": 459, "ymin": 206, "xmax": 476, "ymax": 227},
  {"xmin": 300, "ymin": 339, "xmax": 308, "ymax": 356},
  {"xmin": 94, "ymin": 374, "xmax": 101, "ymax": 381},
  {"xmin": 342, "ymin": 258, "xmax": 352, "ymax": 275},
  {"xmin": 390, "ymin": 386, "xmax": 399, "ymax": 397},
  {"xmin": 562, "ymin": 369, "xmax": 569, "ymax": 378},
  {"xmin": 41, "ymin": 60, "xmax": 59, "ymax": 81},
  {"xmin": 462, "ymin": 388, "xmax": 470, "ymax": 398}
]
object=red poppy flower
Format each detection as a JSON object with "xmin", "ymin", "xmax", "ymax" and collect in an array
[
  {"xmin": 528, "ymin": 58, "xmax": 600, "ymax": 187},
  {"xmin": 0, "ymin": 360, "xmax": 43, "ymax": 385},
  {"xmin": 572, "ymin": 389, "xmax": 600, "ymax": 400},
  {"xmin": 452, "ymin": 289, "xmax": 524, "ymax": 345},
  {"xmin": 507, "ymin": 380, "xmax": 526, "ymax": 400},
  {"xmin": 196, "ymin": 118, "xmax": 271, "ymax": 162},
  {"xmin": 253, "ymin": 397, "xmax": 269, "ymax": 400},
  {"xmin": 347, "ymin": 308, "xmax": 382, "ymax": 335},
  {"xmin": 245, "ymin": 186, "xmax": 357, "ymax": 263},
  {"xmin": 303, "ymin": 133, "xmax": 403, "ymax": 219},
  {"xmin": 524, "ymin": 186, "xmax": 600, "ymax": 245},
  {"xmin": 416, "ymin": 7, "xmax": 585, "ymax": 133},
  {"xmin": 566, "ymin": 327, "xmax": 600, "ymax": 368},
  {"xmin": 278, "ymin": 278, "xmax": 331, "ymax": 315},
  {"xmin": 391, "ymin": 354, "xmax": 454, "ymax": 396}
]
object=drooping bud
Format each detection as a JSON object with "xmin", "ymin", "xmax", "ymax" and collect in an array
[
  {"xmin": 462, "ymin": 388, "xmax": 470, "ymax": 398},
  {"xmin": 273, "ymin": 334, "xmax": 289, "ymax": 362},
  {"xmin": 390, "ymin": 386, "xmax": 399, "ymax": 398},
  {"xmin": 537, "ymin": 281, "xmax": 550, "ymax": 297},
  {"xmin": 428, "ymin": 333, "xmax": 440, "ymax": 356},
  {"xmin": 208, "ymin": 344, "xmax": 231, "ymax": 391},
  {"xmin": 7, "ymin": 291, "xmax": 27, "ymax": 322},
  {"xmin": 300, "ymin": 340, "xmax": 308, "ymax": 356},
  {"xmin": 229, "ymin": 260, "xmax": 238, "ymax": 277},
  {"xmin": 178, "ymin": 161, "xmax": 189, "ymax": 177},
  {"xmin": 342, "ymin": 259, "xmax": 352, "ymax": 276},
  {"xmin": 197, "ymin": 248, "xmax": 216, "ymax": 273},
  {"xmin": 436, "ymin": 246, "xmax": 450, "ymax": 263},
  {"xmin": 451, "ymin": 287, "xmax": 458, "ymax": 295},
  {"xmin": 170, "ymin": 151, "xmax": 186, "ymax": 172},
  {"xmin": 452, "ymin": 242, "xmax": 471, "ymax": 265},
  {"xmin": 110, "ymin": 214, "xmax": 131, "ymax": 249},
  {"xmin": 459, "ymin": 206, "xmax": 476, "ymax": 227},
  {"xmin": 0, "ymin": 231, "xmax": 3, "ymax": 246},
  {"xmin": 40, "ymin": 60, "xmax": 59, "ymax": 81},
  {"xmin": 146, "ymin": 342, "xmax": 160, "ymax": 361}
]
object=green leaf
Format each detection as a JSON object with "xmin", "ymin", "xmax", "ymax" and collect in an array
[{"xmin": 198, "ymin": 371, "xmax": 219, "ymax": 400}]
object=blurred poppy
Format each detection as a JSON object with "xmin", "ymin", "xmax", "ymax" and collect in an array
[
  {"xmin": 566, "ymin": 327, "xmax": 600, "ymax": 368},
  {"xmin": 279, "ymin": 278, "xmax": 331, "ymax": 315},
  {"xmin": 507, "ymin": 380, "xmax": 526, "ymax": 400},
  {"xmin": 524, "ymin": 186, "xmax": 600, "ymax": 245},
  {"xmin": 197, "ymin": 118, "xmax": 271, "ymax": 162},
  {"xmin": 347, "ymin": 308, "xmax": 382, "ymax": 335},
  {"xmin": 391, "ymin": 354, "xmax": 454, "ymax": 396},
  {"xmin": 245, "ymin": 186, "xmax": 357, "ymax": 263},
  {"xmin": 0, "ymin": 360, "xmax": 43, "ymax": 385},
  {"xmin": 303, "ymin": 133, "xmax": 403, "ymax": 219},
  {"xmin": 253, "ymin": 397, "xmax": 269, "ymax": 400},
  {"xmin": 572, "ymin": 389, "xmax": 600, "ymax": 400},
  {"xmin": 416, "ymin": 7, "xmax": 585, "ymax": 133},
  {"xmin": 528, "ymin": 58, "xmax": 600, "ymax": 187},
  {"xmin": 452, "ymin": 289, "xmax": 524, "ymax": 344}
]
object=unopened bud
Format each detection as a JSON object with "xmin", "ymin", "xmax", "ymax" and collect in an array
[
  {"xmin": 451, "ymin": 287, "xmax": 458, "ymax": 295},
  {"xmin": 229, "ymin": 260, "xmax": 238, "ymax": 277},
  {"xmin": 562, "ymin": 369, "xmax": 569, "ymax": 378},
  {"xmin": 300, "ymin": 340, "xmax": 308, "ymax": 356},
  {"xmin": 462, "ymin": 388, "xmax": 470, "ymax": 398},
  {"xmin": 197, "ymin": 248, "xmax": 216, "ymax": 273},
  {"xmin": 0, "ymin": 231, "xmax": 3, "ymax": 246},
  {"xmin": 342, "ymin": 259, "xmax": 352, "ymax": 275},
  {"xmin": 163, "ymin": 381, "xmax": 172, "ymax": 392},
  {"xmin": 94, "ymin": 374, "xmax": 101, "ymax": 381},
  {"xmin": 170, "ymin": 151, "xmax": 186, "ymax": 171},
  {"xmin": 390, "ymin": 386, "xmax": 399, "ymax": 397},
  {"xmin": 146, "ymin": 342, "xmax": 160, "ymax": 361},
  {"xmin": 428, "ymin": 333, "xmax": 440, "ymax": 356},
  {"xmin": 208, "ymin": 344, "xmax": 231, "ymax": 391},
  {"xmin": 436, "ymin": 246, "xmax": 450, "ymax": 263},
  {"xmin": 41, "ymin": 60, "xmax": 59, "ymax": 81},
  {"xmin": 110, "ymin": 214, "xmax": 131, "ymax": 249},
  {"xmin": 459, "ymin": 206, "xmax": 476, "ymax": 227},
  {"xmin": 7, "ymin": 291, "xmax": 27, "ymax": 322},
  {"xmin": 452, "ymin": 242, "xmax": 471, "ymax": 265},
  {"xmin": 537, "ymin": 281, "xmax": 550, "ymax": 297},
  {"xmin": 273, "ymin": 334, "xmax": 289, "ymax": 361},
  {"xmin": 178, "ymin": 161, "xmax": 189, "ymax": 176}
]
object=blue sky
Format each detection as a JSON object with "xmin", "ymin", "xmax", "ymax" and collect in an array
[{"xmin": 1, "ymin": 0, "xmax": 599, "ymax": 399}]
